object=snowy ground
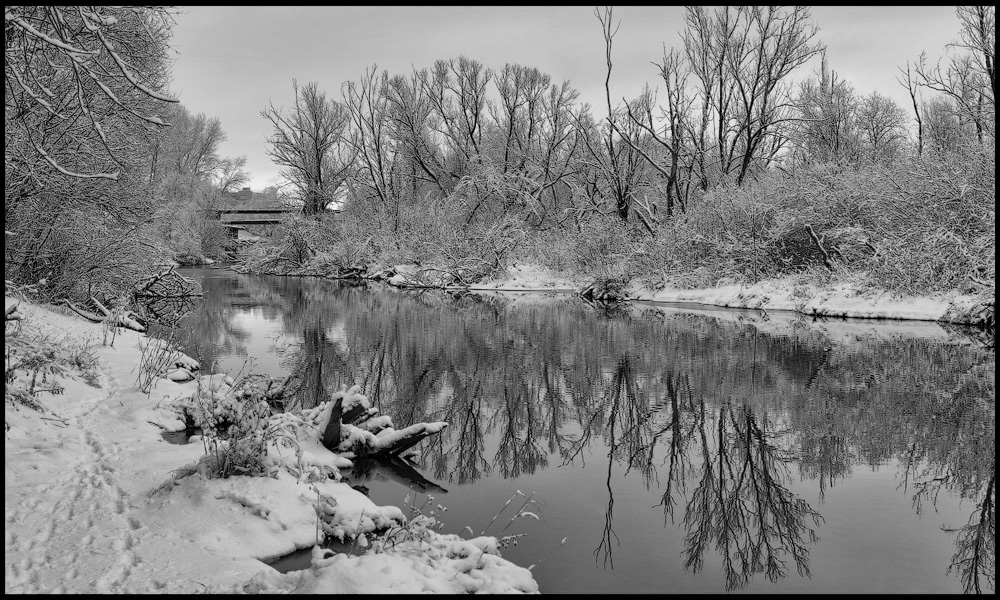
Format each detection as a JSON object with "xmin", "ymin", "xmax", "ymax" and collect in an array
[
  {"xmin": 4, "ymin": 300, "xmax": 538, "ymax": 594},
  {"xmin": 475, "ymin": 264, "xmax": 983, "ymax": 323}
]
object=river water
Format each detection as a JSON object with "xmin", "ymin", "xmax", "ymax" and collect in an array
[{"xmin": 166, "ymin": 268, "xmax": 995, "ymax": 594}]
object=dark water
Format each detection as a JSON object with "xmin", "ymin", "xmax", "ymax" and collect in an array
[{"xmin": 167, "ymin": 268, "xmax": 995, "ymax": 594}]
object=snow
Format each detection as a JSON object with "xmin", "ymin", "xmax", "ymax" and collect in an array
[
  {"xmin": 476, "ymin": 264, "xmax": 982, "ymax": 323},
  {"xmin": 4, "ymin": 301, "xmax": 539, "ymax": 594},
  {"xmin": 627, "ymin": 278, "xmax": 979, "ymax": 322},
  {"xmin": 470, "ymin": 263, "xmax": 582, "ymax": 292},
  {"xmin": 243, "ymin": 534, "xmax": 538, "ymax": 594}
]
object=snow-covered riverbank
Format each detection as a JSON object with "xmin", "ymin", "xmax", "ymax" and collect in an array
[
  {"xmin": 468, "ymin": 263, "xmax": 992, "ymax": 325},
  {"xmin": 4, "ymin": 299, "xmax": 538, "ymax": 594}
]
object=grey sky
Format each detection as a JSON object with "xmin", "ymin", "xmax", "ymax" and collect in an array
[{"xmin": 168, "ymin": 6, "xmax": 960, "ymax": 191}]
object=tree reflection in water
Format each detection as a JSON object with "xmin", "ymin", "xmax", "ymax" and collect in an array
[{"xmin": 174, "ymin": 271, "xmax": 995, "ymax": 593}]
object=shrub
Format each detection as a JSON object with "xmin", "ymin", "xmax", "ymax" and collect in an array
[{"xmin": 186, "ymin": 374, "xmax": 298, "ymax": 479}]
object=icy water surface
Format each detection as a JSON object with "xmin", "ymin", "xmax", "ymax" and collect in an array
[{"xmin": 166, "ymin": 268, "xmax": 995, "ymax": 594}]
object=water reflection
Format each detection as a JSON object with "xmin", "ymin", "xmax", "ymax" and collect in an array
[{"xmin": 171, "ymin": 270, "xmax": 995, "ymax": 594}]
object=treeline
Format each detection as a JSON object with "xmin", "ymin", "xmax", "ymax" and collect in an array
[
  {"xmin": 5, "ymin": 6, "xmax": 250, "ymax": 307},
  {"xmin": 245, "ymin": 6, "xmax": 994, "ymax": 298}
]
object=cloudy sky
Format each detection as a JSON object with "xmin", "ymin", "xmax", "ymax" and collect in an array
[{"xmin": 167, "ymin": 6, "xmax": 960, "ymax": 192}]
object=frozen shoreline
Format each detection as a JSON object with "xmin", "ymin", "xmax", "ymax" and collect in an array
[{"xmin": 465, "ymin": 263, "xmax": 990, "ymax": 325}]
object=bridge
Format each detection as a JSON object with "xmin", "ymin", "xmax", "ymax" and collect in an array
[
  {"xmin": 211, "ymin": 207, "xmax": 301, "ymax": 247},
  {"xmin": 214, "ymin": 207, "xmax": 300, "ymax": 227}
]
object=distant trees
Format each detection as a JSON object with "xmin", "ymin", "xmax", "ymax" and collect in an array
[
  {"xmin": 150, "ymin": 103, "xmax": 249, "ymax": 258},
  {"xmin": 583, "ymin": 6, "xmax": 825, "ymax": 227},
  {"xmin": 855, "ymin": 92, "xmax": 909, "ymax": 164},
  {"xmin": 916, "ymin": 6, "xmax": 995, "ymax": 144},
  {"xmin": 254, "ymin": 6, "xmax": 829, "ymax": 238},
  {"xmin": 677, "ymin": 6, "xmax": 824, "ymax": 186},
  {"xmin": 262, "ymin": 80, "xmax": 354, "ymax": 216},
  {"xmin": 901, "ymin": 6, "xmax": 995, "ymax": 155},
  {"xmin": 791, "ymin": 52, "xmax": 859, "ymax": 166}
]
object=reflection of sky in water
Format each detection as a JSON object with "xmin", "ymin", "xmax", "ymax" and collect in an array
[
  {"xmin": 219, "ymin": 310, "xmax": 289, "ymax": 377},
  {"xmin": 173, "ymin": 268, "xmax": 994, "ymax": 594}
]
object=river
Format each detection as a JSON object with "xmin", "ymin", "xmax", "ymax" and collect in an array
[{"xmin": 162, "ymin": 267, "xmax": 995, "ymax": 594}]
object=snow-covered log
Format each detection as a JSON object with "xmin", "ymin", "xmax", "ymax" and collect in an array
[
  {"xmin": 61, "ymin": 298, "xmax": 146, "ymax": 332},
  {"xmin": 5, "ymin": 297, "xmax": 22, "ymax": 321},
  {"xmin": 372, "ymin": 421, "xmax": 449, "ymax": 457}
]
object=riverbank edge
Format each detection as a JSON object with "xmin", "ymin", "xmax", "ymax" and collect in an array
[{"xmin": 231, "ymin": 262, "xmax": 994, "ymax": 328}]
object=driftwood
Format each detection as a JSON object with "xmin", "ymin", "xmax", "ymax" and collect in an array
[
  {"xmin": 132, "ymin": 266, "xmax": 202, "ymax": 327},
  {"xmin": 321, "ymin": 397, "xmax": 344, "ymax": 450},
  {"xmin": 314, "ymin": 385, "xmax": 448, "ymax": 461},
  {"xmin": 62, "ymin": 299, "xmax": 106, "ymax": 323},
  {"xmin": 378, "ymin": 425, "xmax": 443, "ymax": 458},
  {"xmin": 61, "ymin": 298, "xmax": 146, "ymax": 332}
]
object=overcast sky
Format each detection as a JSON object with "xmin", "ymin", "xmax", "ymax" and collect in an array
[{"xmin": 167, "ymin": 6, "xmax": 960, "ymax": 192}]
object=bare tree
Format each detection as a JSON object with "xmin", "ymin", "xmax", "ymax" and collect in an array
[
  {"xmin": 620, "ymin": 47, "xmax": 699, "ymax": 217},
  {"xmin": 479, "ymin": 64, "xmax": 583, "ymax": 226},
  {"xmin": 791, "ymin": 51, "xmax": 860, "ymax": 166},
  {"xmin": 683, "ymin": 5, "xmax": 741, "ymax": 186},
  {"xmin": 855, "ymin": 92, "xmax": 908, "ymax": 164},
  {"xmin": 384, "ymin": 71, "xmax": 451, "ymax": 196},
  {"xmin": 682, "ymin": 6, "xmax": 825, "ymax": 186},
  {"xmin": 524, "ymin": 79, "xmax": 583, "ymax": 227},
  {"xmin": 898, "ymin": 62, "xmax": 925, "ymax": 156},
  {"xmin": 922, "ymin": 96, "xmax": 966, "ymax": 153},
  {"xmin": 5, "ymin": 6, "xmax": 179, "ymax": 302},
  {"xmin": 262, "ymin": 80, "xmax": 354, "ymax": 216},
  {"xmin": 916, "ymin": 6, "xmax": 995, "ymax": 143},
  {"xmin": 343, "ymin": 66, "xmax": 400, "ymax": 224},
  {"xmin": 420, "ymin": 56, "xmax": 493, "ymax": 180},
  {"xmin": 214, "ymin": 156, "xmax": 250, "ymax": 196},
  {"xmin": 580, "ymin": 7, "xmax": 649, "ymax": 229},
  {"xmin": 5, "ymin": 6, "xmax": 177, "ymax": 182}
]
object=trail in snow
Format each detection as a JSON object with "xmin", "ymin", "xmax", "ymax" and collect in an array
[{"xmin": 5, "ymin": 405, "xmax": 147, "ymax": 593}]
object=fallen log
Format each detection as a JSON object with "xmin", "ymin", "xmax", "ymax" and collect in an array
[
  {"xmin": 61, "ymin": 298, "xmax": 146, "ymax": 332},
  {"xmin": 62, "ymin": 299, "xmax": 105, "ymax": 323},
  {"xmin": 5, "ymin": 297, "xmax": 21, "ymax": 321},
  {"xmin": 373, "ymin": 422, "xmax": 449, "ymax": 457}
]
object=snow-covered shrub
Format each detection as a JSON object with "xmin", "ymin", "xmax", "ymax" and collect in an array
[
  {"xmin": 4, "ymin": 317, "xmax": 101, "ymax": 411},
  {"xmin": 187, "ymin": 374, "xmax": 298, "ymax": 479}
]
